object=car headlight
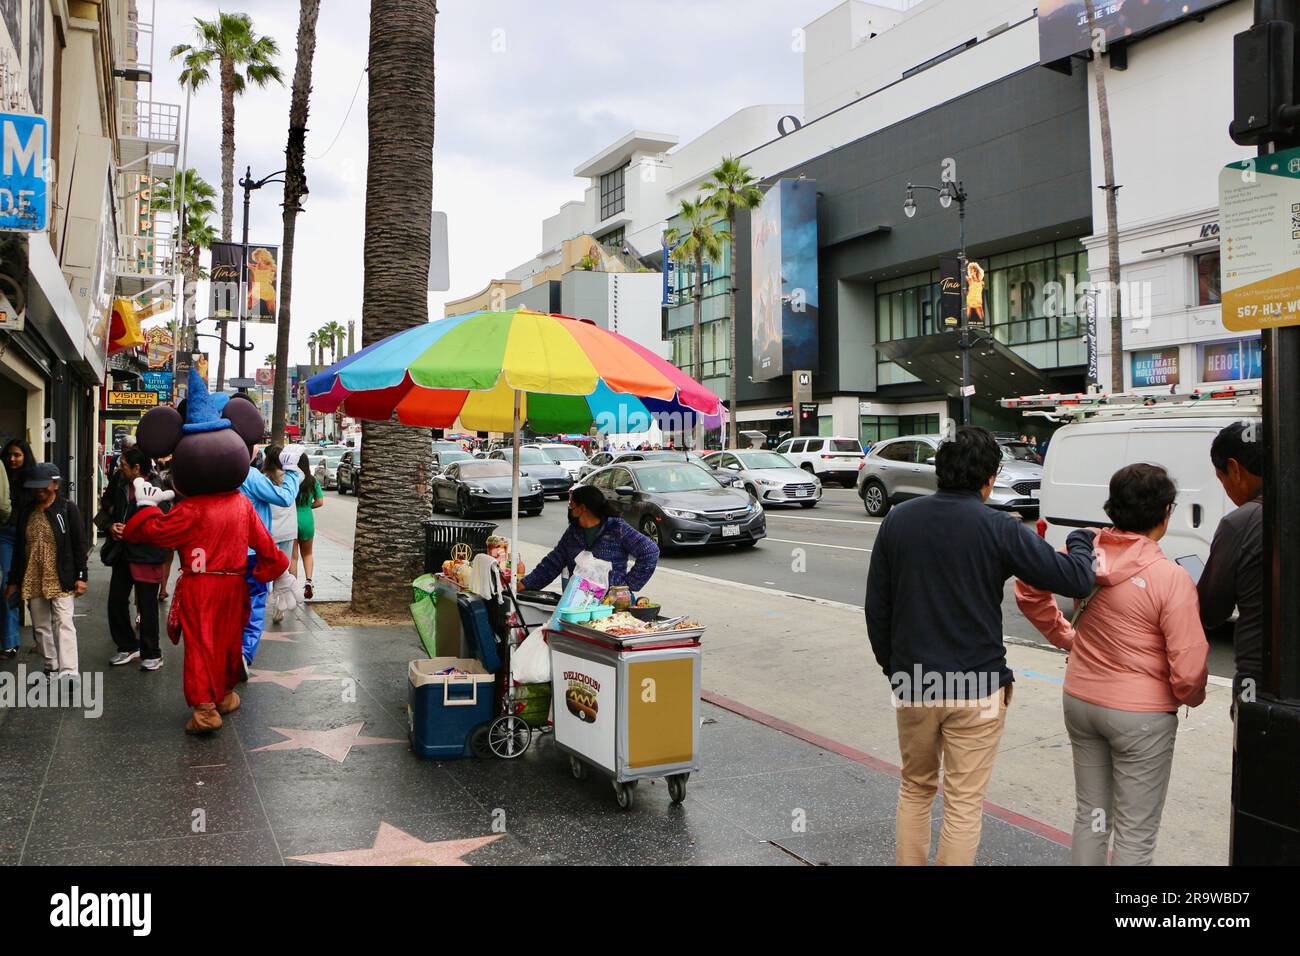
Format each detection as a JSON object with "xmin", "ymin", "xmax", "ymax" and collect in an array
[
  {"xmin": 467, "ymin": 485, "xmax": 487, "ymax": 494},
  {"xmin": 663, "ymin": 507, "xmax": 698, "ymax": 520},
  {"xmin": 530, "ymin": 482, "xmax": 542, "ymax": 491},
  {"xmin": 757, "ymin": 478, "xmax": 780, "ymax": 486}
]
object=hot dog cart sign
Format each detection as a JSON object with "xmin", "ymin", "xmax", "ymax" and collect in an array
[
  {"xmin": 1219, "ymin": 146, "xmax": 1300, "ymax": 332},
  {"xmin": 551, "ymin": 649, "xmax": 616, "ymax": 773}
]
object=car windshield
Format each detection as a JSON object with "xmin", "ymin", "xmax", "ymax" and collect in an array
[
  {"xmin": 437, "ymin": 450, "xmax": 472, "ymax": 465},
  {"xmin": 735, "ymin": 452, "xmax": 795, "ymax": 470},
  {"xmin": 636, "ymin": 464, "xmax": 720, "ymax": 494},
  {"xmin": 1001, "ymin": 444, "xmax": 1038, "ymax": 462},
  {"xmin": 457, "ymin": 461, "xmax": 511, "ymax": 478},
  {"xmin": 542, "ymin": 445, "xmax": 585, "ymax": 462},
  {"xmin": 495, "ymin": 447, "xmax": 549, "ymax": 464},
  {"xmin": 831, "ymin": 440, "xmax": 863, "ymax": 454}
]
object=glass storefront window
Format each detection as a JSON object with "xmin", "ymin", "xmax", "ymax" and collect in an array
[{"xmin": 1197, "ymin": 251, "xmax": 1221, "ymax": 306}]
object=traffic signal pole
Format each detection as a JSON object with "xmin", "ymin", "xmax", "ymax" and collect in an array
[{"xmin": 1228, "ymin": 0, "xmax": 1300, "ymax": 863}]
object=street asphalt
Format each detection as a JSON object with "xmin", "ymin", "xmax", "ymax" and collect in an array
[{"xmin": 316, "ymin": 484, "xmax": 1236, "ymax": 678}]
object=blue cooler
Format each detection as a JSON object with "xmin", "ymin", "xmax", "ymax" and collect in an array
[
  {"xmin": 407, "ymin": 591, "xmax": 504, "ymax": 759},
  {"xmin": 407, "ymin": 658, "xmax": 495, "ymax": 758}
]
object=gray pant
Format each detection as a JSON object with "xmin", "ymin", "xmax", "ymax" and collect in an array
[
  {"xmin": 1062, "ymin": 692, "xmax": 1178, "ymax": 866},
  {"xmin": 29, "ymin": 594, "xmax": 78, "ymax": 675}
]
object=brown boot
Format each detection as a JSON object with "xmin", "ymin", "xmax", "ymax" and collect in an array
[
  {"xmin": 217, "ymin": 690, "xmax": 240, "ymax": 715},
  {"xmin": 185, "ymin": 703, "xmax": 222, "ymax": 734}
]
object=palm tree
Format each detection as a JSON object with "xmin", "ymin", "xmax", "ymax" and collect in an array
[
  {"xmin": 153, "ymin": 169, "xmax": 217, "ymax": 352},
  {"xmin": 272, "ymin": 0, "xmax": 321, "ymax": 445},
  {"xmin": 172, "ymin": 12, "xmax": 283, "ymax": 392},
  {"xmin": 306, "ymin": 330, "xmax": 320, "ymax": 368},
  {"xmin": 352, "ymin": 0, "xmax": 437, "ymax": 615},
  {"xmin": 317, "ymin": 321, "xmax": 344, "ymax": 364},
  {"xmin": 704, "ymin": 157, "xmax": 764, "ymax": 449},
  {"xmin": 665, "ymin": 197, "xmax": 724, "ymax": 443},
  {"xmin": 264, "ymin": 353, "xmax": 277, "ymax": 369},
  {"xmin": 1083, "ymin": 0, "xmax": 1122, "ymax": 391}
]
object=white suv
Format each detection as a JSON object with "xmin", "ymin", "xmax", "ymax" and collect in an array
[{"xmin": 774, "ymin": 436, "xmax": 866, "ymax": 486}]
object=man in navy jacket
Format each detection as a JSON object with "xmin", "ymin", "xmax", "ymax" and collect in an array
[
  {"xmin": 865, "ymin": 425, "xmax": 1095, "ymax": 866},
  {"xmin": 522, "ymin": 485, "xmax": 659, "ymax": 593}
]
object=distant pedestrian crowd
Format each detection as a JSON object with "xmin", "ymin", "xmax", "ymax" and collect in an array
[{"xmin": 866, "ymin": 422, "xmax": 1260, "ymax": 866}]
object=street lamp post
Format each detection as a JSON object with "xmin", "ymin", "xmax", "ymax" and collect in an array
[
  {"xmin": 236, "ymin": 166, "xmax": 287, "ymax": 380},
  {"xmin": 903, "ymin": 178, "xmax": 980, "ymax": 425}
]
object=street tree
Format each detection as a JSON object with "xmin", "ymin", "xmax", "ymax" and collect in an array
[
  {"xmin": 703, "ymin": 157, "xmax": 763, "ymax": 448},
  {"xmin": 352, "ymin": 0, "xmax": 436, "ymax": 615},
  {"xmin": 665, "ymin": 197, "xmax": 723, "ymax": 445},
  {"xmin": 271, "ymin": 0, "xmax": 321, "ymax": 445},
  {"xmin": 171, "ymin": 12, "xmax": 283, "ymax": 391}
]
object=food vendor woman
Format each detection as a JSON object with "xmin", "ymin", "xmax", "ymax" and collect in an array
[{"xmin": 521, "ymin": 485, "xmax": 659, "ymax": 594}]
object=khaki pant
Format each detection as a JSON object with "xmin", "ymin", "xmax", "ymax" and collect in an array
[
  {"xmin": 29, "ymin": 593, "xmax": 78, "ymax": 675},
  {"xmin": 894, "ymin": 684, "xmax": 1011, "ymax": 866}
]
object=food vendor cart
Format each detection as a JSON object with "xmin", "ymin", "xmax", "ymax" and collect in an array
[{"xmin": 547, "ymin": 615, "xmax": 703, "ymax": 810}]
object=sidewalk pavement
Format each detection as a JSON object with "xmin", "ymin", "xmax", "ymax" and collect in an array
[{"xmin": 0, "ymin": 556, "xmax": 1079, "ymax": 866}]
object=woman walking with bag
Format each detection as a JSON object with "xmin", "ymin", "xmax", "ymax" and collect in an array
[
  {"xmin": 1, "ymin": 438, "xmax": 35, "ymax": 659},
  {"xmin": 1016, "ymin": 464, "xmax": 1209, "ymax": 865},
  {"xmin": 292, "ymin": 451, "xmax": 323, "ymax": 600},
  {"xmin": 263, "ymin": 445, "xmax": 301, "ymax": 624},
  {"xmin": 105, "ymin": 448, "xmax": 171, "ymax": 670}
]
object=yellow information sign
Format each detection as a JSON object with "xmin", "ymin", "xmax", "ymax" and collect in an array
[
  {"xmin": 106, "ymin": 390, "xmax": 160, "ymax": 410},
  {"xmin": 1219, "ymin": 147, "xmax": 1300, "ymax": 331}
]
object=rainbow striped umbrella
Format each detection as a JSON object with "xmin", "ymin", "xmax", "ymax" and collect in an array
[{"xmin": 306, "ymin": 309, "xmax": 723, "ymax": 432}]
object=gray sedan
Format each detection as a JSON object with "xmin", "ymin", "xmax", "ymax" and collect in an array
[{"xmin": 702, "ymin": 449, "xmax": 821, "ymax": 508}]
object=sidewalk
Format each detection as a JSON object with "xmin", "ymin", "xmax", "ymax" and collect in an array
[{"xmin": 0, "ymin": 559, "xmax": 1076, "ymax": 866}]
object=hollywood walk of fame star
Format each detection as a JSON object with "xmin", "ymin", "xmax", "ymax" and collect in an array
[
  {"xmin": 247, "ymin": 665, "xmax": 335, "ymax": 690},
  {"xmin": 288, "ymin": 823, "xmax": 504, "ymax": 866},
  {"xmin": 259, "ymin": 632, "xmax": 298, "ymax": 643},
  {"xmin": 249, "ymin": 722, "xmax": 403, "ymax": 763}
]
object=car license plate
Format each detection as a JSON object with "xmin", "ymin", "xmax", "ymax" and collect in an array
[
  {"xmin": 795, "ymin": 489, "xmax": 809, "ymax": 497},
  {"xmin": 722, "ymin": 525, "xmax": 740, "ymax": 538}
]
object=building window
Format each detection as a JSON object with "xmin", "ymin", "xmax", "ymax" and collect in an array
[
  {"xmin": 1196, "ymin": 251, "xmax": 1221, "ymax": 306},
  {"xmin": 668, "ymin": 319, "xmax": 731, "ymax": 381},
  {"xmin": 598, "ymin": 227, "xmax": 625, "ymax": 253},
  {"xmin": 600, "ymin": 165, "xmax": 627, "ymax": 220},
  {"xmin": 858, "ymin": 413, "xmax": 941, "ymax": 447}
]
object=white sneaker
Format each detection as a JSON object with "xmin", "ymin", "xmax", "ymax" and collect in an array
[
  {"xmin": 110, "ymin": 650, "xmax": 140, "ymax": 666},
  {"xmin": 140, "ymin": 657, "xmax": 163, "ymax": 672}
]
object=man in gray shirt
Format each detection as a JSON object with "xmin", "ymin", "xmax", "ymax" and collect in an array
[{"xmin": 1199, "ymin": 421, "xmax": 1263, "ymax": 709}]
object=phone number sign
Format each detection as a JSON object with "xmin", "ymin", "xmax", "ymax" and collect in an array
[{"xmin": 1219, "ymin": 147, "xmax": 1300, "ymax": 331}]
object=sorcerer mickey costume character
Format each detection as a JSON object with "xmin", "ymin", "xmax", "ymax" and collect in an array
[{"xmin": 123, "ymin": 368, "xmax": 289, "ymax": 734}]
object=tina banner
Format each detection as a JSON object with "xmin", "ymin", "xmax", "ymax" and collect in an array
[{"xmin": 207, "ymin": 242, "xmax": 279, "ymax": 323}]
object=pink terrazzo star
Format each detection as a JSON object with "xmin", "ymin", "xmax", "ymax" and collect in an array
[
  {"xmin": 288, "ymin": 823, "xmax": 504, "ymax": 866},
  {"xmin": 260, "ymin": 632, "xmax": 299, "ymax": 643},
  {"xmin": 246, "ymin": 665, "xmax": 335, "ymax": 690},
  {"xmin": 249, "ymin": 722, "xmax": 403, "ymax": 763}
]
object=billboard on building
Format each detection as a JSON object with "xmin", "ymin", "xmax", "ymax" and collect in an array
[
  {"xmin": 1131, "ymin": 347, "xmax": 1180, "ymax": 387},
  {"xmin": 750, "ymin": 178, "xmax": 819, "ymax": 383},
  {"xmin": 1199, "ymin": 337, "xmax": 1262, "ymax": 383},
  {"xmin": 1038, "ymin": 0, "xmax": 1227, "ymax": 64}
]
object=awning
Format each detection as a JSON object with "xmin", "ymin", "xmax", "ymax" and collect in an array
[{"xmin": 874, "ymin": 331, "xmax": 1054, "ymax": 407}]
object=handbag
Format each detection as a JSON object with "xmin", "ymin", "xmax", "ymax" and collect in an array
[{"xmin": 100, "ymin": 537, "xmax": 122, "ymax": 567}]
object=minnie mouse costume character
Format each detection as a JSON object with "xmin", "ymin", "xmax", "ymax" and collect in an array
[{"xmin": 123, "ymin": 368, "xmax": 289, "ymax": 733}]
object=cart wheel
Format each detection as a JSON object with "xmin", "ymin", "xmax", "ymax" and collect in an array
[
  {"xmin": 569, "ymin": 755, "xmax": 586, "ymax": 780},
  {"xmin": 613, "ymin": 779, "xmax": 637, "ymax": 811},
  {"xmin": 487, "ymin": 714, "xmax": 531, "ymax": 759},
  {"xmin": 469, "ymin": 724, "xmax": 492, "ymax": 758},
  {"xmin": 667, "ymin": 773, "xmax": 689, "ymax": 805}
]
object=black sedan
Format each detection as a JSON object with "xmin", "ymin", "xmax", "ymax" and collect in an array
[
  {"xmin": 581, "ymin": 460, "xmax": 765, "ymax": 553},
  {"xmin": 335, "ymin": 450, "xmax": 361, "ymax": 496},
  {"xmin": 432, "ymin": 459, "xmax": 545, "ymax": 517},
  {"xmin": 488, "ymin": 447, "xmax": 573, "ymax": 499}
]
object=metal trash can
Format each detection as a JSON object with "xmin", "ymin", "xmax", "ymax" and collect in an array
[
  {"xmin": 547, "ymin": 621, "xmax": 703, "ymax": 810},
  {"xmin": 421, "ymin": 518, "xmax": 497, "ymax": 573}
]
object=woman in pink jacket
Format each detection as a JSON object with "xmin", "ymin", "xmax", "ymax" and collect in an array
[{"xmin": 1016, "ymin": 463, "xmax": 1208, "ymax": 866}]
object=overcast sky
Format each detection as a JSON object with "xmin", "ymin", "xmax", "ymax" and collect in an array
[{"xmin": 150, "ymin": 0, "xmax": 899, "ymax": 368}]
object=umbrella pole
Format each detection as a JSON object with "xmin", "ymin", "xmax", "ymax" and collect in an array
[{"xmin": 510, "ymin": 389, "xmax": 521, "ymax": 594}]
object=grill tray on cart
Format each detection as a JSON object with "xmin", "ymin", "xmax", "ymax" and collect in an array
[{"xmin": 557, "ymin": 617, "xmax": 705, "ymax": 648}]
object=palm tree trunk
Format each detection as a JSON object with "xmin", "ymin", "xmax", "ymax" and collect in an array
[
  {"xmin": 352, "ymin": 0, "xmax": 437, "ymax": 616},
  {"xmin": 272, "ymin": 0, "xmax": 321, "ymax": 444},
  {"xmin": 727, "ymin": 212, "xmax": 738, "ymax": 448},
  {"xmin": 215, "ymin": 58, "xmax": 238, "ymax": 392},
  {"xmin": 1085, "ymin": 0, "xmax": 1123, "ymax": 391}
]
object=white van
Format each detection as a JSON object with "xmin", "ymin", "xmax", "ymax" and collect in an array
[{"xmin": 1038, "ymin": 414, "xmax": 1256, "ymax": 567}]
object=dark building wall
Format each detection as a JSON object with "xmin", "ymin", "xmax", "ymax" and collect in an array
[
  {"xmin": 734, "ymin": 63, "xmax": 1093, "ymax": 405},
  {"xmin": 507, "ymin": 280, "xmax": 561, "ymax": 314}
]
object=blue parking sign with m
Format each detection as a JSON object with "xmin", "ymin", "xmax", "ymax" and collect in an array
[{"xmin": 0, "ymin": 112, "xmax": 47, "ymax": 232}]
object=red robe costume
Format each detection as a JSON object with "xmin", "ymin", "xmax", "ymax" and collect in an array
[{"xmin": 124, "ymin": 491, "xmax": 288, "ymax": 706}]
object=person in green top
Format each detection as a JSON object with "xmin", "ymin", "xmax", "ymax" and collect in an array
[{"xmin": 293, "ymin": 451, "xmax": 324, "ymax": 599}]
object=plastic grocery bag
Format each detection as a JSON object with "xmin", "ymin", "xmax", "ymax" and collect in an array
[
  {"xmin": 546, "ymin": 554, "xmax": 613, "ymax": 631},
  {"xmin": 511, "ymin": 629, "xmax": 551, "ymax": 684}
]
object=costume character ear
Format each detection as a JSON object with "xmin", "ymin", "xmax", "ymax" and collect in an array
[
  {"xmin": 223, "ymin": 395, "xmax": 265, "ymax": 449},
  {"xmin": 136, "ymin": 406, "xmax": 183, "ymax": 459}
]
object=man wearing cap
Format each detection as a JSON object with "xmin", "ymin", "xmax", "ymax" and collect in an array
[{"xmin": 4, "ymin": 463, "xmax": 89, "ymax": 676}]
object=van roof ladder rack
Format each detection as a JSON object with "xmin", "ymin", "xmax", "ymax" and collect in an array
[{"xmin": 999, "ymin": 384, "xmax": 1262, "ymax": 422}]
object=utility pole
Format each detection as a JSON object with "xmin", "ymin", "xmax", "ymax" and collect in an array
[{"xmin": 1227, "ymin": 0, "xmax": 1300, "ymax": 863}]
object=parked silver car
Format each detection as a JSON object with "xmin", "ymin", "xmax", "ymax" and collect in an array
[
  {"xmin": 854, "ymin": 435, "xmax": 1041, "ymax": 518},
  {"xmin": 702, "ymin": 449, "xmax": 821, "ymax": 508}
]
